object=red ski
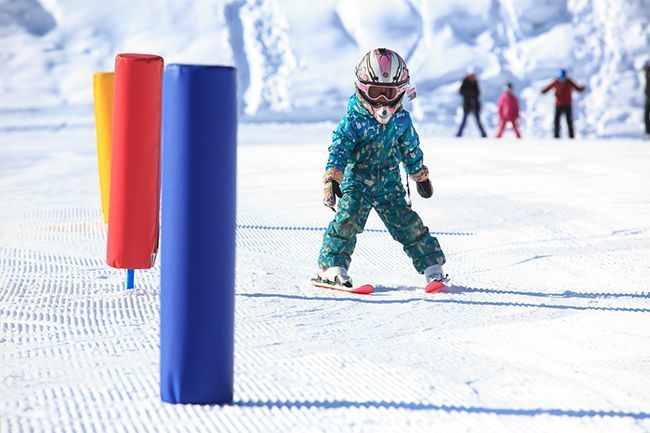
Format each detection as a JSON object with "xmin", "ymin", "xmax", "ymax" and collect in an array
[
  {"xmin": 425, "ymin": 280, "xmax": 448, "ymax": 294},
  {"xmin": 310, "ymin": 278, "xmax": 374, "ymax": 295}
]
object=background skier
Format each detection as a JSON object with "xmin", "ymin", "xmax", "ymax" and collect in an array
[
  {"xmin": 643, "ymin": 60, "xmax": 650, "ymax": 140},
  {"xmin": 456, "ymin": 67, "xmax": 487, "ymax": 138},
  {"xmin": 495, "ymin": 82, "xmax": 521, "ymax": 138},
  {"xmin": 316, "ymin": 48, "xmax": 446, "ymax": 291},
  {"xmin": 541, "ymin": 69, "xmax": 585, "ymax": 139}
]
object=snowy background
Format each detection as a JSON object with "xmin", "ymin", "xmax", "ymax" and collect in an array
[{"xmin": 1, "ymin": 0, "xmax": 649, "ymax": 137}]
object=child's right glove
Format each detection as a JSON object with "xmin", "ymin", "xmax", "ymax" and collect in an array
[
  {"xmin": 409, "ymin": 166, "xmax": 433, "ymax": 199},
  {"xmin": 323, "ymin": 168, "xmax": 344, "ymax": 211}
]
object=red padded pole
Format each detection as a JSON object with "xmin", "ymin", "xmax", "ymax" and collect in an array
[{"xmin": 107, "ymin": 53, "xmax": 164, "ymax": 269}]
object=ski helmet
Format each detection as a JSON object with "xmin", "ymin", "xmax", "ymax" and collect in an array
[
  {"xmin": 557, "ymin": 69, "xmax": 567, "ymax": 79},
  {"xmin": 354, "ymin": 48, "xmax": 410, "ymax": 124}
]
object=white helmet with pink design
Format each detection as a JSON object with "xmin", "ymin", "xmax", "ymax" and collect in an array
[{"xmin": 354, "ymin": 48, "xmax": 410, "ymax": 124}]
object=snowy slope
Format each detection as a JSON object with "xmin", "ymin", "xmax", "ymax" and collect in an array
[
  {"xmin": 1, "ymin": 118, "xmax": 650, "ymax": 432},
  {"xmin": 1, "ymin": 0, "xmax": 648, "ymax": 136}
]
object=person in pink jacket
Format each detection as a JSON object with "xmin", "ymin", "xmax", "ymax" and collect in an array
[{"xmin": 496, "ymin": 82, "xmax": 521, "ymax": 138}]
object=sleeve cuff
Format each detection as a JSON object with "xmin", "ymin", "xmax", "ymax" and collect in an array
[
  {"xmin": 323, "ymin": 167, "xmax": 344, "ymax": 184},
  {"xmin": 408, "ymin": 165, "xmax": 429, "ymax": 182}
]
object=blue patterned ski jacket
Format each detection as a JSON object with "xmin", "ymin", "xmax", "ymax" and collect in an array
[{"xmin": 325, "ymin": 95, "xmax": 424, "ymax": 178}]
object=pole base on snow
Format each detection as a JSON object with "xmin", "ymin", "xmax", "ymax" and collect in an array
[{"xmin": 125, "ymin": 269, "xmax": 134, "ymax": 290}]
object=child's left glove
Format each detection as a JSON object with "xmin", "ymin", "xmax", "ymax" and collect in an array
[
  {"xmin": 323, "ymin": 168, "xmax": 344, "ymax": 211},
  {"xmin": 409, "ymin": 166, "xmax": 433, "ymax": 199}
]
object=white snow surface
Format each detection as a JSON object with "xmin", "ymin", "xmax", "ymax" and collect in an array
[
  {"xmin": 1, "ymin": 0, "xmax": 649, "ymax": 136},
  {"xmin": 1, "ymin": 112, "xmax": 650, "ymax": 431}
]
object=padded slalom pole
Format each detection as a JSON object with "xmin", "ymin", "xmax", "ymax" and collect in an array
[
  {"xmin": 160, "ymin": 64, "xmax": 237, "ymax": 404},
  {"xmin": 107, "ymin": 54, "xmax": 163, "ymax": 273},
  {"xmin": 92, "ymin": 72, "xmax": 114, "ymax": 224}
]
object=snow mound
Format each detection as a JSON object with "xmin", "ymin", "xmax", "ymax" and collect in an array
[
  {"xmin": 0, "ymin": 0, "xmax": 56, "ymax": 36},
  {"xmin": 0, "ymin": 0, "xmax": 648, "ymax": 137},
  {"xmin": 336, "ymin": 0, "xmax": 421, "ymax": 58}
]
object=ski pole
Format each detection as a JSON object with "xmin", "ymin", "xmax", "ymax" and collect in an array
[{"xmin": 405, "ymin": 172, "xmax": 412, "ymax": 208}]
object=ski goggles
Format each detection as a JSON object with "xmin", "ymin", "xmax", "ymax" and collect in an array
[{"xmin": 356, "ymin": 81, "xmax": 408, "ymax": 105}]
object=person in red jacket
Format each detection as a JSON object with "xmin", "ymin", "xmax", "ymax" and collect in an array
[
  {"xmin": 496, "ymin": 82, "xmax": 521, "ymax": 138},
  {"xmin": 541, "ymin": 69, "xmax": 585, "ymax": 138}
]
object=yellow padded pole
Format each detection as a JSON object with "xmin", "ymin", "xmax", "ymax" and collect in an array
[{"xmin": 93, "ymin": 72, "xmax": 114, "ymax": 224}]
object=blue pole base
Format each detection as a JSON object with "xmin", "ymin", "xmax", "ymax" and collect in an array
[{"xmin": 126, "ymin": 269, "xmax": 134, "ymax": 290}]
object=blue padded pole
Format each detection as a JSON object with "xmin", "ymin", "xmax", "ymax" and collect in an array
[
  {"xmin": 126, "ymin": 269, "xmax": 134, "ymax": 289},
  {"xmin": 160, "ymin": 64, "xmax": 237, "ymax": 404}
]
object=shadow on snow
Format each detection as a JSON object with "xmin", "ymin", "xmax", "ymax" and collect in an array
[
  {"xmin": 444, "ymin": 285, "xmax": 650, "ymax": 300},
  {"xmin": 238, "ymin": 285, "xmax": 650, "ymax": 313},
  {"xmin": 234, "ymin": 399, "xmax": 650, "ymax": 419}
]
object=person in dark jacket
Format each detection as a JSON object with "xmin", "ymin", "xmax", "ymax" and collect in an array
[
  {"xmin": 456, "ymin": 68, "xmax": 487, "ymax": 138},
  {"xmin": 643, "ymin": 60, "xmax": 650, "ymax": 140},
  {"xmin": 541, "ymin": 69, "xmax": 585, "ymax": 139}
]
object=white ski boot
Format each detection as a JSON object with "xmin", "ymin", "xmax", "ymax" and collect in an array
[
  {"xmin": 317, "ymin": 266, "xmax": 353, "ymax": 288},
  {"xmin": 424, "ymin": 264, "xmax": 448, "ymax": 293},
  {"xmin": 424, "ymin": 264, "xmax": 446, "ymax": 283}
]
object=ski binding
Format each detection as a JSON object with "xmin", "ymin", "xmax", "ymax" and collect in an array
[{"xmin": 310, "ymin": 277, "xmax": 374, "ymax": 295}]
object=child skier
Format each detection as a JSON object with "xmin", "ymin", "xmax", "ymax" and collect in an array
[
  {"xmin": 496, "ymin": 82, "xmax": 522, "ymax": 138},
  {"xmin": 314, "ymin": 48, "xmax": 446, "ymax": 293}
]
